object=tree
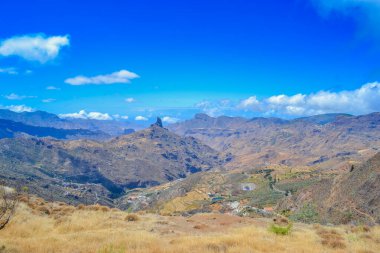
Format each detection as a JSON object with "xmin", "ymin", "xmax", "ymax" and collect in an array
[{"xmin": 0, "ymin": 186, "xmax": 18, "ymax": 230}]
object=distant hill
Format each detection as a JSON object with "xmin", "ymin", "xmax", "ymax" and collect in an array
[
  {"xmin": 0, "ymin": 119, "xmax": 109, "ymax": 140},
  {"xmin": 278, "ymin": 153, "xmax": 380, "ymax": 224},
  {"xmin": 0, "ymin": 120, "xmax": 224, "ymax": 206},
  {"xmin": 0, "ymin": 109, "xmax": 137, "ymax": 136},
  {"xmin": 169, "ymin": 112, "xmax": 380, "ymax": 169}
]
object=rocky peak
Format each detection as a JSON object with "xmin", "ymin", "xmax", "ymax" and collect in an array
[{"xmin": 151, "ymin": 117, "xmax": 163, "ymax": 128}]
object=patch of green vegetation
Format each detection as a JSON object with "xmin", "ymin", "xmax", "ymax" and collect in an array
[
  {"xmin": 248, "ymin": 187, "xmax": 284, "ymax": 207},
  {"xmin": 268, "ymin": 223, "xmax": 293, "ymax": 235},
  {"xmin": 276, "ymin": 178, "xmax": 318, "ymax": 193},
  {"xmin": 289, "ymin": 203, "xmax": 319, "ymax": 223}
]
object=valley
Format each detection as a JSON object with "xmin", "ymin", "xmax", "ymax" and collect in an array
[{"xmin": 1, "ymin": 109, "xmax": 380, "ymax": 253}]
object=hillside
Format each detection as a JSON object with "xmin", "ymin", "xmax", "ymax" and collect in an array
[
  {"xmin": 0, "ymin": 196, "xmax": 379, "ymax": 253},
  {"xmin": 0, "ymin": 120, "xmax": 224, "ymax": 206},
  {"xmin": 278, "ymin": 153, "xmax": 380, "ymax": 224},
  {"xmin": 169, "ymin": 112, "xmax": 380, "ymax": 169}
]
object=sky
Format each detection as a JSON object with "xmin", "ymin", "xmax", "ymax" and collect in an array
[{"xmin": 1, "ymin": 0, "xmax": 380, "ymax": 123}]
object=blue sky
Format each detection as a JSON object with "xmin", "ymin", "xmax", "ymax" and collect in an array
[{"xmin": 1, "ymin": 0, "xmax": 380, "ymax": 123}]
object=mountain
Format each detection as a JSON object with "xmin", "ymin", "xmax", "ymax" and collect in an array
[
  {"xmin": 0, "ymin": 119, "xmax": 225, "ymax": 206},
  {"xmin": 0, "ymin": 119, "xmax": 109, "ymax": 140},
  {"xmin": 0, "ymin": 109, "xmax": 137, "ymax": 136},
  {"xmin": 278, "ymin": 152, "xmax": 380, "ymax": 224},
  {"xmin": 169, "ymin": 112, "xmax": 380, "ymax": 169}
]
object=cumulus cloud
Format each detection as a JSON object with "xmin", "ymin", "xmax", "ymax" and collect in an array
[
  {"xmin": 59, "ymin": 110, "xmax": 112, "ymax": 120},
  {"xmin": 65, "ymin": 70, "xmax": 139, "ymax": 85},
  {"xmin": 311, "ymin": 0, "xmax": 380, "ymax": 37},
  {"xmin": 0, "ymin": 105, "xmax": 35, "ymax": 113},
  {"xmin": 135, "ymin": 115, "xmax": 148, "ymax": 121},
  {"xmin": 239, "ymin": 82, "xmax": 380, "ymax": 116},
  {"xmin": 4, "ymin": 93, "xmax": 36, "ymax": 100},
  {"xmin": 0, "ymin": 67, "xmax": 18, "ymax": 75},
  {"xmin": 0, "ymin": 34, "xmax": 69, "ymax": 63},
  {"xmin": 238, "ymin": 96, "xmax": 260, "ymax": 109},
  {"xmin": 162, "ymin": 116, "xmax": 180, "ymax": 124},
  {"xmin": 125, "ymin": 97, "xmax": 135, "ymax": 103}
]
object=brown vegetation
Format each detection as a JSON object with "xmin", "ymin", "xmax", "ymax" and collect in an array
[
  {"xmin": 316, "ymin": 228, "xmax": 346, "ymax": 249},
  {"xmin": 0, "ymin": 199, "xmax": 379, "ymax": 253},
  {"xmin": 125, "ymin": 214, "xmax": 139, "ymax": 222}
]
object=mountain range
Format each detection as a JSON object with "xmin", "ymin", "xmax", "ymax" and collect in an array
[
  {"xmin": 0, "ymin": 118, "xmax": 224, "ymax": 205},
  {"xmin": 0, "ymin": 109, "xmax": 380, "ymax": 224},
  {"xmin": 169, "ymin": 112, "xmax": 380, "ymax": 170},
  {"xmin": 0, "ymin": 109, "xmax": 137, "ymax": 138}
]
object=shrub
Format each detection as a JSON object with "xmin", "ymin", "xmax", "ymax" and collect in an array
[
  {"xmin": 193, "ymin": 224, "xmax": 207, "ymax": 230},
  {"xmin": 100, "ymin": 206, "xmax": 110, "ymax": 212},
  {"xmin": 36, "ymin": 205, "xmax": 51, "ymax": 215},
  {"xmin": 351, "ymin": 225, "xmax": 371, "ymax": 233},
  {"xmin": 316, "ymin": 228, "xmax": 346, "ymax": 249},
  {"xmin": 269, "ymin": 223, "xmax": 293, "ymax": 235},
  {"xmin": 0, "ymin": 186, "xmax": 18, "ymax": 230},
  {"xmin": 125, "ymin": 214, "xmax": 139, "ymax": 222}
]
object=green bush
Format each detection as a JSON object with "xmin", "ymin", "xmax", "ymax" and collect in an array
[{"xmin": 269, "ymin": 223, "xmax": 293, "ymax": 235}]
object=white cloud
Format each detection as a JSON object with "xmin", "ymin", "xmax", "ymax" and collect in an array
[
  {"xmin": 162, "ymin": 116, "xmax": 180, "ymax": 124},
  {"xmin": 0, "ymin": 67, "xmax": 18, "ymax": 75},
  {"xmin": 0, "ymin": 105, "xmax": 35, "ymax": 113},
  {"xmin": 266, "ymin": 94, "xmax": 306, "ymax": 106},
  {"xmin": 239, "ymin": 82, "xmax": 380, "ymax": 116},
  {"xmin": 87, "ymin": 112, "xmax": 112, "ymax": 120},
  {"xmin": 65, "ymin": 70, "xmax": 139, "ymax": 85},
  {"xmin": 59, "ymin": 110, "xmax": 112, "ymax": 120},
  {"xmin": 135, "ymin": 115, "xmax": 148, "ymax": 121},
  {"xmin": 0, "ymin": 34, "xmax": 69, "ymax": 63},
  {"xmin": 4, "ymin": 93, "xmax": 36, "ymax": 100},
  {"xmin": 42, "ymin": 98, "xmax": 56, "ymax": 103},
  {"xmin": 238, "ymin": 96, "xmax": 260, "ymax": 109},
  {"xmin": 125, "ymin": 97, "xmax": 135, "ymax": 103},
  {"xmin": 46, "ymin": 86, "xmax": 60, "ymax": 90}
]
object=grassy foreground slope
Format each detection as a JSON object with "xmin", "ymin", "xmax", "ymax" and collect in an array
[{"xmin": 0, "ymin": 197, "xmax": 379, "ymax": 253}]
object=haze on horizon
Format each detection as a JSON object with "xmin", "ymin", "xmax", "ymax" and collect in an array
[{"xmin": 1, "ymin": 0, "xmax": 380, "ymax": 124}]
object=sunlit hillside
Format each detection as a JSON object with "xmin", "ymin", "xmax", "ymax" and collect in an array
[{"xmin": 0, "ymin": 197, "xmax": 379, "ymax": 253}]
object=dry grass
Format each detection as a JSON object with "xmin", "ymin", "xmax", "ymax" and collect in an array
[
  {"xmin": 316, "ymin": 228, "xmax": 346, "ymax": 249},
  {"xmin": 0, "ymin": 201, "xmax": 379, "ymax": 253}
]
